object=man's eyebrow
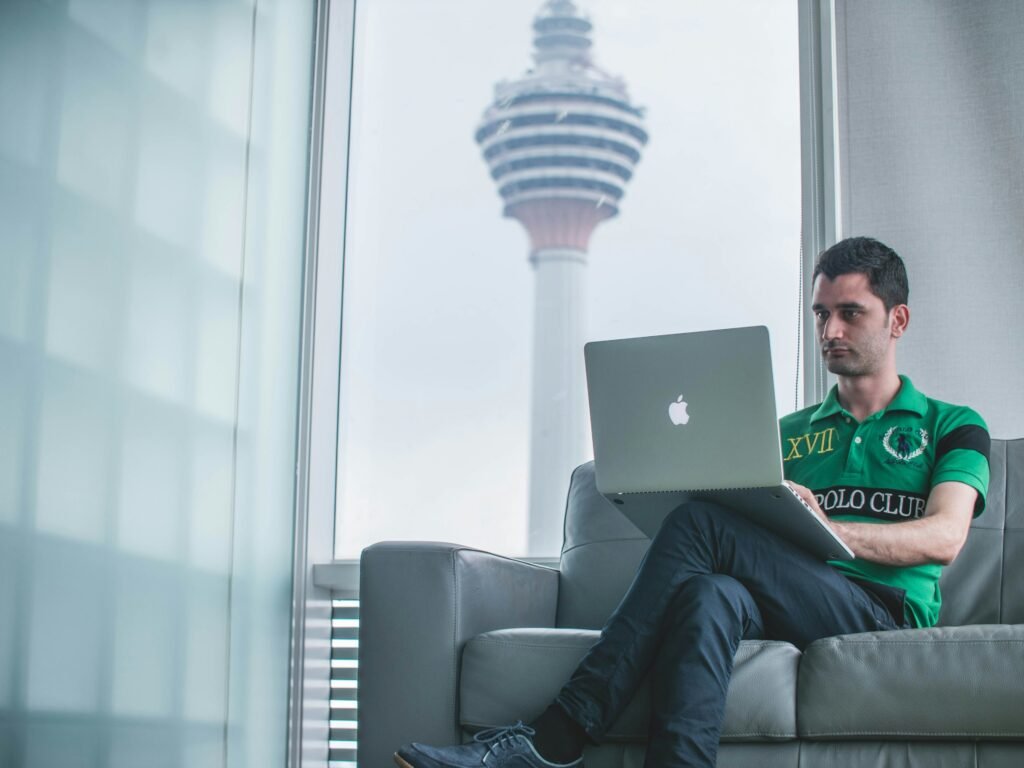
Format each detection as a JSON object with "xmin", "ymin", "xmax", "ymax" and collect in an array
[{"xmin": 811, "ymin": 301, "xmax": 867, "ymax": 311}]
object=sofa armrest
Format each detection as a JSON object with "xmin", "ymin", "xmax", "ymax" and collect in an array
[{"xmin": 357, "ymin": 542, "xmax": 559, "ymax": 768}]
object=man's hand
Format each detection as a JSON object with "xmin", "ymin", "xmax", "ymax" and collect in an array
[
  {"xmin": 786, "ymin": 481, "xmax": 831, "ymax": 526},
  {"xmin": 786, "ymin": 480, "xmax": 977, "ymax": 566}
]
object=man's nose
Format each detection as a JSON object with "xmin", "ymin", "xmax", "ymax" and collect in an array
[{"xmin": 821, "ymin": 316, "xmax": 843, "ymax": 340}]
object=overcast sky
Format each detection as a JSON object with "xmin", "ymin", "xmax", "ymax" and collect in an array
[{"xmin": 335, "ymin": 0, "xmax": 802, "ymax": 558}]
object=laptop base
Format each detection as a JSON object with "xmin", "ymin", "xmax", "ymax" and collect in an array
[{"xmin": 602, "ymin": 485, "xmax": 854, "ymax": 561}]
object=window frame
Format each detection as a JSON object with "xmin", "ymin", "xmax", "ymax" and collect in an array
[{"xmin": 287, "ymin": 0, "xmax": 357, "ymax": 766}]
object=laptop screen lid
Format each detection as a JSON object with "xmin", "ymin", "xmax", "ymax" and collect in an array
[{"xmin": 584, "ymin": 326, "xmax": 785, "ymax": 495}]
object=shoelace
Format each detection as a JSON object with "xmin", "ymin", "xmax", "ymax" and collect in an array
[{"xmin": 473, "ymin": 722, "xmax": 537, "ymax": 764}]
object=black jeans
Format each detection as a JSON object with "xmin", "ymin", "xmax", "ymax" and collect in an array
[{"xmin": 554, "ymin": 500, "xmax": 908, "ymax": 768}]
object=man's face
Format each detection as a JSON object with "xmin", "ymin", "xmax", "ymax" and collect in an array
[{"xmin": 811, "ymin": 272, "xmax": 903, "ymax": 377}]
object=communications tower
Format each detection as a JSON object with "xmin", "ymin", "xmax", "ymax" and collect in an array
[{"xmin": 475, "ymin": 0, "xmax": 648, "ymax": 553}]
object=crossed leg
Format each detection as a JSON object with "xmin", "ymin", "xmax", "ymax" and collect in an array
[{"xmin": 555, "ymin": 500, "xmax": 901, "ymax": 767}]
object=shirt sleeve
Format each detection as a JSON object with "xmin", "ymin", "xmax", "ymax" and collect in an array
[{"xmin": 930, "ymin": 409, "xmax": 991, "ymax": 516}]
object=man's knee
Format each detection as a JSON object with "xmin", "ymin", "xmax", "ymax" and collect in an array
[
  {"xmin": 663, "ymin": 499, "xmax": 720, "ymax": 532},
  {"xmin": 662, "ymin": 499, "xmax": 761, "ymax": 544},
  {"xmin": 666, "ymin": 574, "xmax": 762, "ymax": 640}
]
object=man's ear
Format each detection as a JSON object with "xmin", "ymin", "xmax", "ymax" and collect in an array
[{"xmin": 890, "ymin": 304, "xmax": 910, "ymax": 338}]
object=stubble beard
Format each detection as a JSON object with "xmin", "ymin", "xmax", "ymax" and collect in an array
[
  {"xmin": 824, "ymin": 351, "xmax": 870, "ymax": 377},
  {"xmin": 821, "ymin": 335, "xmax": 888, "ymax": 377}
]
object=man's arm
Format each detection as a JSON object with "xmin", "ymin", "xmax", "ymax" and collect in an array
[{"xmin": 788, "ymin": 480, "xmax": 977, "ymax": 566}]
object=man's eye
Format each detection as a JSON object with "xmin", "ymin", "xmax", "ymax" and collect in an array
[
  {"xmin": 842, "ymin": 310, "xmax": 860, "ymax": 320},
  {"xmin": 814, "ymin": 311, "xmax": 828, "ymax": 321}
]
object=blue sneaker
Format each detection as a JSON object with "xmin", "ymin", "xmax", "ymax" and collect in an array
[{"xmin": 394, "ymin": 722, "xmax": 583, "ymax": 768}]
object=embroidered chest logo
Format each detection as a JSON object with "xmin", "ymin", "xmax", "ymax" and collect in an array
[
  {"xmin": 784, "ymin": 427, "xmax": 837, "ymax": 461},
  {"xmin": 882, "ymin": 426, "xmax": 929, "ymax": 462}
]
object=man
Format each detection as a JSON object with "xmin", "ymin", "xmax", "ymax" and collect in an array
[{"xmin": 395, "ymin": 237, "xmax": 990, "ymax": 768}]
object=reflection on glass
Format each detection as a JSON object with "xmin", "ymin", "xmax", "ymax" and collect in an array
[
  {"xmin": 45, "ymin": 198, "xmax": 122, "ymax": 373},
  {"xmin": 117, "ymin": 397, "xmax": 187, "ymax": 561},
  {"xmin": 111, "ymin": 565, "xmax": 177, "ymax": 718},
  {"xmin": 0, "ymin": 1, "xmax": 313, "ymax": 766},
  {"xmin": 124, "ymin": 247, "xmax": 191, "ymax": 403},
  {"xmin": 0, "ymin": 534, "xmax": 16, "ymax": 708},
  {"xmin": 56, "ymin": 54, "xmax": 130, "ymax": 210},
  {"xmin": 188, "ymin": 425, "xmax": 235, "ymax": 572},
  {"xmin": 0, "ymin": 362, "xmax": 26, "ymax": 526},
  {"xmin": 0, "ymin": 189, "xmax": 34, "ymax": 342},
  {"xmin": 34, "ymin": 370, "xmax": 112, "ymax": 543},
  {"xmin": 26, "ymin": 537, "xmax": 105, "ymax": 713},
  {"xmin": 134, "ymin": 90, "xmax": 203, "ymax": 249}
]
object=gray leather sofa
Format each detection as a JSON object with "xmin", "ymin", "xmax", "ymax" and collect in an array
[{"xmin": 359, "ymin": 438, "xmax": 1024, "ymax": 767}]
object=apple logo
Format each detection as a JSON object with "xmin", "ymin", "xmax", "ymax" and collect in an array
[{"xmin": 668, "ymin": 395, "xmax": 690, "ymax": 426}]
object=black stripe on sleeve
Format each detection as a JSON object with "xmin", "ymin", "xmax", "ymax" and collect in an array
[{"xmin": 935, "ymin": 424, "xmax": 991, "ymax": 464}]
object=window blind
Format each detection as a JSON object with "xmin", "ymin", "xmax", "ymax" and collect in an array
[{"xmin": 329, "ymin": 598, "xmax": 359, "ymax": 767}]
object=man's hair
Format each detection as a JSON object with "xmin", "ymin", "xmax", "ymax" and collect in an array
[{"xmin": 812, "ymin": 236, "xmax": 909, "ymax": 310}]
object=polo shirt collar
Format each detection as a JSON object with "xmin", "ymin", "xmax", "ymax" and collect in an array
[
  {"xmin": 809, "ymin": 375, "xmax": 927, "ymax": 423},
  {"xmin": 809, "ymin": 387, "xmax": 844, "ymax": 423},
  {"xmin": 887, "ymin": 375, "xmax": 928, "ymax": 416}
]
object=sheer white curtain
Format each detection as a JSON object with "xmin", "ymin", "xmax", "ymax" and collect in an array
[{"xmin": 832, "ymin": 0, "xmax": 1024, "ymax": 437}]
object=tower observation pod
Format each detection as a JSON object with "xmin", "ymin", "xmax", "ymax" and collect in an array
[{"xmin": 475, "ymin": 0, "xmax": 648, "ymax": 554}]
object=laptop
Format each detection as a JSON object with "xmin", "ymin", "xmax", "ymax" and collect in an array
[{"xmin": 584, "ymin": 326, "xmax": 854, "ymax": 561}]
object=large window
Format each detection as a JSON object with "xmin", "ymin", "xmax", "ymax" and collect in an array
[{"xmin": 335, "ymin": 0, "xmax": 802, "ymax": 559}]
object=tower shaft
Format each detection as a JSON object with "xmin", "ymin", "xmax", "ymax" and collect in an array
[{"xmin": 527, "ymin": 248, "xmax": 588, "ymax": 554}]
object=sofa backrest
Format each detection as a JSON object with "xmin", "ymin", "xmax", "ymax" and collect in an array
[
  {"xmin": 557, "ymin": 461, "xmax": 650, "ymax": 629},
  {"xmin": 939, "ymin": 438, "xmax": 1023, "ymax": 625},
  {"xmin": 556, "ymin": 439, "xmax": 1022, "ymax": 630}
]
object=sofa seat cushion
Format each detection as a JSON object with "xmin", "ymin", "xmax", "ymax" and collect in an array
[
  {"xmin": 798, "ymin": 624, "xmax": 1024, "ymax": 739},
  {"xmin": 460, "ymin": 628, "xmax": 799, "ymax": 742}
]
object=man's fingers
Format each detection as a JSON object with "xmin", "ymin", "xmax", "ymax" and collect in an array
[{"xmin": 788, "ymin": 482, "xmax": 828, "ymax": 520}]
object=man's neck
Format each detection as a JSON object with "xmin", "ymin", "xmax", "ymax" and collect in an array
[{"xmin": 836, "ymin": 370, "xmax": 902, "ymax": 422}]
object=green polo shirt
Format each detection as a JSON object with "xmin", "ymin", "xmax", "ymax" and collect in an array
[{"xmin": 779, "ymin": 376, "xmax": 990, "ymax": 628}]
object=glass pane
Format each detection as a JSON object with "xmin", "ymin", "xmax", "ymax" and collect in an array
[
  {"xmin": 336, "ymin": 0, "xmax": 801, "ymax": 558},
  {"xmin": 0, "ymin": 1, "xmax": 315, "ymax": 766}
]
